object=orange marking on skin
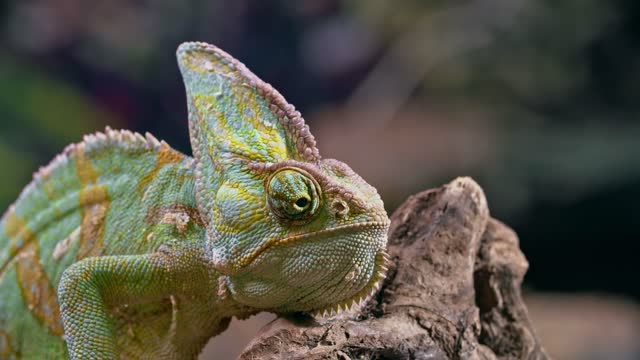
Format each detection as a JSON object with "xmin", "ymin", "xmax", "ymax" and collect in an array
[
  {"xmin": 75, "ymin": 144, "xmax": 111, "ymax": 259},
  {"xmin": 15, "ymin": 242, "xmax": 64, "ymax": 336},
  {"xmin": 1, "ymin": 209, "xmax": 37, "ymax": 275},
  {"xmin": 137, "ymin": 143, "xmax": 185, "ymax": 196},
  {"xmin": 77, "ymin": 186, "xmax": 110, "ymax": 260},
  {"xmin": 75, "ymin": 143, "xmax": 99, "ymax": 186},
  {"xmin": 0, "ymin": 330, "xmax": 14, "ymax": 358}
]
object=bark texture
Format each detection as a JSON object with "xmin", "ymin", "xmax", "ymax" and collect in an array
[{"xmin": 239, "ymin": 177, "xmax": 549, "ymax": 359}]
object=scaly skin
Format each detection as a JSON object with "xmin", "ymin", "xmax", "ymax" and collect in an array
[{"xmin": 0, "ymin": 42, "xmax": 389, "ymax": 359}]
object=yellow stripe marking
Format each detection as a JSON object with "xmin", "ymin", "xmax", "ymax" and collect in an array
[
  {"xmin": 0, "ymin": 330, "xmax": 14, "ymax": 358},
  {"xmin": 75, "ymin": 144, "xmax": 111, "ymax": 259},
  {"xmin": 75, "ymin": 143, "xmax": 99, "ymax": 186},
  {"xmin": 1, "ymin": 208, "xmax": 36, "ymax": 275},
  {"xmin": 15, "ymin": 241, "xmax": 64, "ymax": 336},
  {"xmin": 137, "ymin": 143, "xmax": 185, "ymax": 196},
  {"xmin": 3, "ymin": 206, "xmax": 63, "ymax": 336}
]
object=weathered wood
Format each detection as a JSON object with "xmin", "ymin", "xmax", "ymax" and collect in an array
[{"xmin": 239, "ymin": 177, "xmax": 549, "ymax": 359}]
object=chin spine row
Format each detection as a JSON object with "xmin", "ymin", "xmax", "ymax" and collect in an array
[{"xmin": 313, "ymin": 249, "xmax": 390, "ymax": 318}]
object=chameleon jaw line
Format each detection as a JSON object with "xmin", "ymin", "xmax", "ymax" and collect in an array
[{"xmin": 237, "ymin": 220, "xmax": 390, "ymax": 270}]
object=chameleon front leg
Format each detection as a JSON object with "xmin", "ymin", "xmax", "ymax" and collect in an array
[{"xmin": 58, "ymin": 249, "xmax": 196, "ymax": 359}]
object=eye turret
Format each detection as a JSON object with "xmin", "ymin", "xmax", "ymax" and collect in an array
[{"xmin": 266, "ymin": 168, "xmax": 321, "ymax": 223}]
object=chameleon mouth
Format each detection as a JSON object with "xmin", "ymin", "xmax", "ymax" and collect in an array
[
  {"xmin": 311, "ymin": 249, "xmax": 390, "ymax": 317},
  {"xmin": 237, "ymin": 220, "xmax": 390, "ymax": 269}
]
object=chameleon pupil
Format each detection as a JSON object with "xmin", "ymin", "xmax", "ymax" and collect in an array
[{"xmin": 295, "ymin": 197, "xmax": 309, "ymax": 208}]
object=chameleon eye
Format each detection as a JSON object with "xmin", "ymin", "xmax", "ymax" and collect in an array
[{"xmin": 267, "ymin": 168, "xmax": 321, "ymax": 223}]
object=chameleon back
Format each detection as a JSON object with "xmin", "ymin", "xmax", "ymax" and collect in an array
[{"xmin": 0, "ymin": 129, "xmax": 200, "ymax": 358}]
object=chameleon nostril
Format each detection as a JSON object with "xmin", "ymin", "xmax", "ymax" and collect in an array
[{"xmin": 332, "ymin": 200, "xmax": 349, "ymax": 217}]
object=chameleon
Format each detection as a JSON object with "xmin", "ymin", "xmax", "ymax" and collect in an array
[{"xmin": 0, "ymin": 41, "xmax": 390, "ymax": 359}]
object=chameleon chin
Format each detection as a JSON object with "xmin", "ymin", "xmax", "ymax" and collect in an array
[{"xmin": 0, "ymin": 41, "xmax": 389, "ymax": 359}]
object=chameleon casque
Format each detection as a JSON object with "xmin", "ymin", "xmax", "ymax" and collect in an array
[{"xmin": 0, "ymin": 42, "xmax": 390, "ymax": 359}]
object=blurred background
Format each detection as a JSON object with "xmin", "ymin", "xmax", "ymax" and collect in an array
[{"xmin": 1, "ymin": 0, "xmax": 638, "ymax": 358}]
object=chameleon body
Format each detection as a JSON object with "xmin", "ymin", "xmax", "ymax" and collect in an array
[{"xmin": 0, "ymin": 42, "xmax": 389, "ymax": 359}]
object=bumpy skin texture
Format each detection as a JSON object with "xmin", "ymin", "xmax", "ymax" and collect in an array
[{"xmin": 0, "ymin": 42, "xmax": 389, "ymax": 359}]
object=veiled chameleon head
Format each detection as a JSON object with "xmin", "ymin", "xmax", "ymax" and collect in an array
[{"xmin": 177, "ymin": 42, "xmax": 389, "ymax": 313}]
